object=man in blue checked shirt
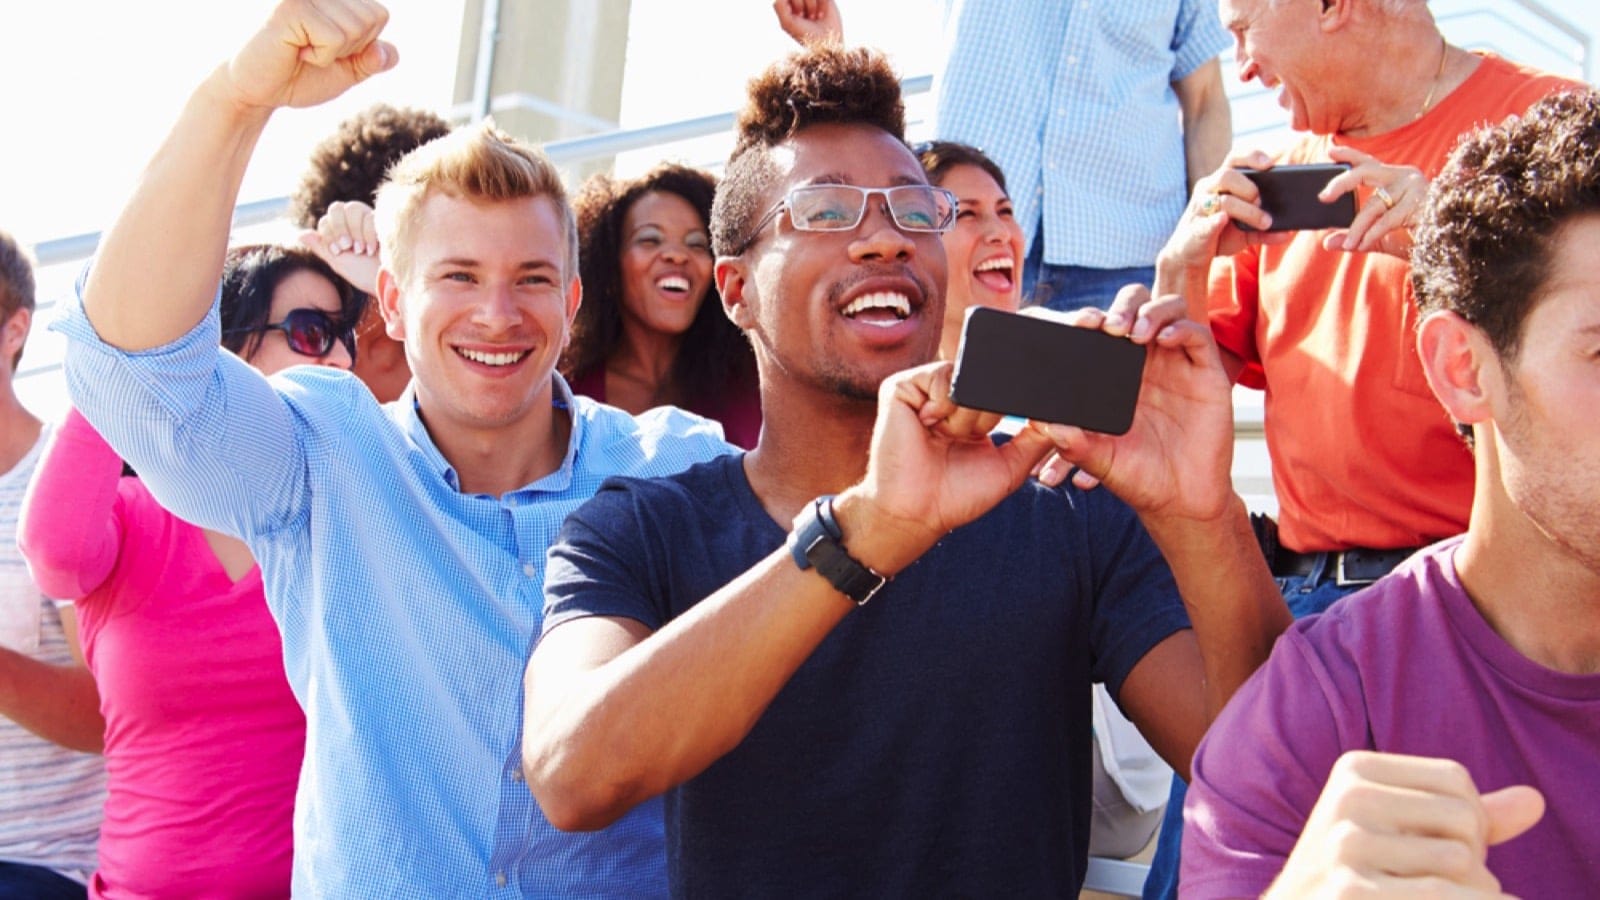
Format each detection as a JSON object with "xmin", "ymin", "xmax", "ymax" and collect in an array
[
  {"xmin": 57, "ymin": 2, "xmax": 729, "ymax": 896},
  {"xmin": 939, "ymin": 0, "xmax": 1234, "ymax": 311}
]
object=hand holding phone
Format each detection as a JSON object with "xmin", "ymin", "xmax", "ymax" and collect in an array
[
  {"xmin": 950, "ymin": 307, "xmax": 1146, "ymax": 435},
  {"xmin": 1236, "ymin": 163, "xmax": 1356, "ymax": 232}
]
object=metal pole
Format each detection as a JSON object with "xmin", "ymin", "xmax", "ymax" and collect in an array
[{"xmin": 471, "ymin": 0, "xmax": 503, "ymax": 122}]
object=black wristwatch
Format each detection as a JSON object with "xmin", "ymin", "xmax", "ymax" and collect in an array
[{"xmin": 789, "ymin": 495, "xmax": 888, "ymax": 606}]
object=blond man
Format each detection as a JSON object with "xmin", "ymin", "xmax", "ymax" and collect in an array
[{"xmin": 57, "ymin": 2, "xmax": 727, "ymax": 894}]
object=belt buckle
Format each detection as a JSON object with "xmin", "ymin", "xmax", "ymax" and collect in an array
[{"xmin": 1334, "ymin": 551, "xmax": 1376, "ymax": 588}]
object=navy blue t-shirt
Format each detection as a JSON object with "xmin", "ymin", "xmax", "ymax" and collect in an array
[{"xmin": 542, "ymin": 453, "xmax": 1189, "ymax": 898}]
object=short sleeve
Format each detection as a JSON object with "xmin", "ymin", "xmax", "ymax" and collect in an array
[
  {"xmin": 1207, "ymin": 249, "xmax": 1266, "ymax": 389},
  {"xmin": 1171, "ymin": 0, "xmax": 1230, "ymax": 81},
  {"xmin": 1084, "ymin": 490, "xmax": 1191, "ymax": 703},
  {"xmin": 541, "ymin": 480, "xmax": 670, "ymax": 638},
  {"xmin": 1180, "ymin": 623, "xmax": 1369, "ymax": 899}
]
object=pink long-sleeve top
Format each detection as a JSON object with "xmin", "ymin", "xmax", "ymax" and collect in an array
[{"xmin": 19, "ymin": 409, "xmax": 304, "ymax": 900}]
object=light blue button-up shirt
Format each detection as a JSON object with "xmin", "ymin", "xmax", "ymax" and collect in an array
[
  {"xmin": 934, "ymin": 0, "xmax": 1229, "ymax": 268},
  {"xmin": 55, "ymin": 285, "xmax": 733, "ymax": 898}
]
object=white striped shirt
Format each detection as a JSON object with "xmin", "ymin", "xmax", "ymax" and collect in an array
[{"xmin": 0, "ymin": 424, "xmax": 104, "ymax": 881}]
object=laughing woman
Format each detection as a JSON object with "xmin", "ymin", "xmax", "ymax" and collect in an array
[
  {"xmin": 563, "ymin": 164, "xmax": 760, "ymax": 448},
  {"xmin": 914, "ymin": 141, "xmax": 1027, "ymax": 361},
  {"xmin": 19, "ymin": 244, "xmax": 361, "ymax": 899}
]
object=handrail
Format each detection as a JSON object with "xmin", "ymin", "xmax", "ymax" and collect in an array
[
  {"xmin": 1505, "ymin": 0, "xmax": 1591, "ymax": 75},
  {"xmin": 30, "ymin": 0, "xmax": 1592, "ymax": 268},
  {"xmin": 30, "ymin": 73, "xmax": 935, "ymax": 270}
]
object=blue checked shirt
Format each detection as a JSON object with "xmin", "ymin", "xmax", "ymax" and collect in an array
[
  {"xmin": 56, "ymin": 285, "xmax": 733, "ymax": 898},
  {"xmin": 934, "ymin": 0, "xmax": 1229, "ymax": 268}
]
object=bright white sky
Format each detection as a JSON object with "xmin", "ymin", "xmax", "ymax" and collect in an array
[
  {"xmin": 2, "ymin": 0, "xmax": 1595, "ymax": 421},
  {"xmin": 1, "ymin": 0, "xmax": 1593, "ymax": 244}
]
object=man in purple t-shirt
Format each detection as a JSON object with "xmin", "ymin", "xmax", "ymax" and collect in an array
[{"xmin": 1182, "ymin": 89, "xmax": 1600, "ymax": 898}]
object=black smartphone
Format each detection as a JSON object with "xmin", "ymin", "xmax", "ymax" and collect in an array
[
  {"xmin": 1235, "ymin": 163, "xmax": 1356, "ymax": 232},
  {"xmin": 950, "ymin": 307, "xmax": 1146, "ymax": 435}
]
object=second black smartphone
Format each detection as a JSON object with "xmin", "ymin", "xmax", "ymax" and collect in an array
[
  {"xmin": 950, "ymin": 307, "xmax": 1146, "ymax": 435},
  {"xmin": 1235, "ymin": 162, "xmax": 1356, "ymax": 232}
]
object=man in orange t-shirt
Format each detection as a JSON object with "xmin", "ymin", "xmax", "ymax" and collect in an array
[
  {"xmin": 1158, "ymin": 1, "xmax": 1576, "ymax": 614},
  {"xmin": 1143, "ymin": 0, "xmax": 1576, "ymax": 896}
]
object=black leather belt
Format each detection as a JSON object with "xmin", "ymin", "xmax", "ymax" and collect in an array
[{"xmin": 1271, "ymin": 546, "xmax": 1421, "ymax": 586}]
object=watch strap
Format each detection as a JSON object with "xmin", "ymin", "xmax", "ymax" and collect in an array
[{"xmin": 789, "ymin": 495, "xmax": 888, "ymax": 605}]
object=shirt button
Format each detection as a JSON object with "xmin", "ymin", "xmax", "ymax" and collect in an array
[
  {"xmin": 522, "ymin": 562, "xmax": 535, "ymax": 577},
  {"xmin": 495, "ymin": 871, "xmax": 507, "ymax": 887},
  {"xmin": 512, "ymin": 768, "xmax": 525, "ymax": 782}
]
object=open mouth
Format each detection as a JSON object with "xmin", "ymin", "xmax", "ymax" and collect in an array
[
  {"xmin": 455, "ymin": 346, "xmax": 532, "ymax": 367},
  {"xmin": 656, "ymin": 275, "xmax": 691, "ymax": 295},
  {"xmin": 841, "ymin": 291, "xmax": 912, "ymax": 327},
  {"xmin": 974, "ymin": 257, "xmax": 1015, "ymax": 293}
]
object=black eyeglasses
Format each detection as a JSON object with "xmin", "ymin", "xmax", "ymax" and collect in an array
[
  {"xmin": 227, "ymin": 308, "xmax": 357, "ymax": 361},
  {"xmin": 732, "ymin": 184, "xmax": 958, "ymax": 255}
]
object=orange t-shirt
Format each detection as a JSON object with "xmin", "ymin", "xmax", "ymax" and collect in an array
[{"xmin": 1209, "ymin": 53, "xmax": 1577, "ymax": 553}]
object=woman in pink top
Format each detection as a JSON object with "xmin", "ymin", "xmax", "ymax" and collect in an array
[{"xmin": 19, "ymin": 245, "xmax": 362, "ymax": 899}]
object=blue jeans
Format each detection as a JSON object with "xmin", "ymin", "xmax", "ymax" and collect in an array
[
  {"xmin": 1021, "ymin": 228, "xmax": 1154, "ymax": 312},
  {"xmin": 1140, "ymin": 570, "xmax": 1366, "ymax": 900},
  {"xmin": 0, "ymin": 862, "xmax": 87, "ymax": 900}
]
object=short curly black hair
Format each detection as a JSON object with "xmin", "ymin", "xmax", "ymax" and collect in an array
[
  {"xmin": 710, "ymin": 44, "xmax": 907, "ymax": 258},
  {"xmin": 563, "ymin": 163, "xmax": 754, "ymax": 402},
  {"xmin": 1412, "ymin": 88, "xmax": 1599, "ymax": 364},
  {"xmin": 289, "ymin": 103, "xmax": 452, "ymax": 228}
]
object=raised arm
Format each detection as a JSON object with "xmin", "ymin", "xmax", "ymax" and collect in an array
[
  {"xmin": 773, "ymin": 0, "xmax": 844, "ymax": 45},
  {"xmin": 82, "ymin": 0, "xmax": 395, "ymax": 351},
  {"xmin": 18, "ymin": 409, "xmax": 126, "ymax": 600},
  {"xmin": 299, "ymin": 199, "xmax": 381, "ymax": 296}
]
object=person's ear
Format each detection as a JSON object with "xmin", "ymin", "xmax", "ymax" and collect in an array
[
  {"xmin": 0, "ymin": 306, "xmax": 30, "ymax": 364},
  {"xmin": 716, "ymin": 257, "xmax": 755, "ymax": 330},
  {"xmin": 376, "ymin": 267, "xmax": 406, "ymax": 340},
  {"xmin": 1417, "ymin": 309, "xmax": 1493, "ymax": 428},
  {"xmin": 1318, "ymin": 0, "xmax": 1353, "ymax": 33},
  {"xmin": 562, "ymin": 276, "xmax": 583, "ymax": 351}
]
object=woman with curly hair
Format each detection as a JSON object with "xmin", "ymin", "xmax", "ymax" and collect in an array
[{"xmin": 564, "ymin": 163, "xmax": 760, "ymax": 448}]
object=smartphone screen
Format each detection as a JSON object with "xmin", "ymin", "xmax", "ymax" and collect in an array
[
  {"xmin": 1235, "ymin": 163, "xmax": 1356, "ymax": 232},
  {"xmin": 949, "ymin": 307, "xmax": 1146, "ymax": 435}
]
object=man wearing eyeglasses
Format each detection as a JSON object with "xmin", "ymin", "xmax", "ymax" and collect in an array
[
  {"xmin": 53, "ymin": 1, "xmax": 729, "ymax": 896},
  {"xmin": 522, "ymin": 43, "xmax": 1288, "ymax": 897}
]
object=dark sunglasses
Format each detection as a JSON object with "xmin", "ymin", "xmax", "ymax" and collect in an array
[{"xmin": 227, "ymin": 308, "xmax": 357, "ymax": 362}]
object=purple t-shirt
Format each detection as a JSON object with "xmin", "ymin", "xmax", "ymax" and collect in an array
[{"xmin": 1182, "ymin": 536, "xmax": 1600, "ymax": 898}]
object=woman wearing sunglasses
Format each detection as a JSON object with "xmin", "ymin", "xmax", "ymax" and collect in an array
[{"xmin": 18, "ymin": 244, "xmax": 361, "ymax": 898}]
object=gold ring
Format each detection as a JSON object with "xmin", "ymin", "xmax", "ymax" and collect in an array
[
  {"xmin": 1374, "ymin": 185, "xmax": 1397, "ymax": 210},
  {"xmin": 1198, "ymin": 193, "xmax": 1221, "ymax": 216}
]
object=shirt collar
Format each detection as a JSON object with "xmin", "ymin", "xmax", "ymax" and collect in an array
[{"xmin": 388, "ymin": 374, "xmax": 584, "ymax": 496}]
